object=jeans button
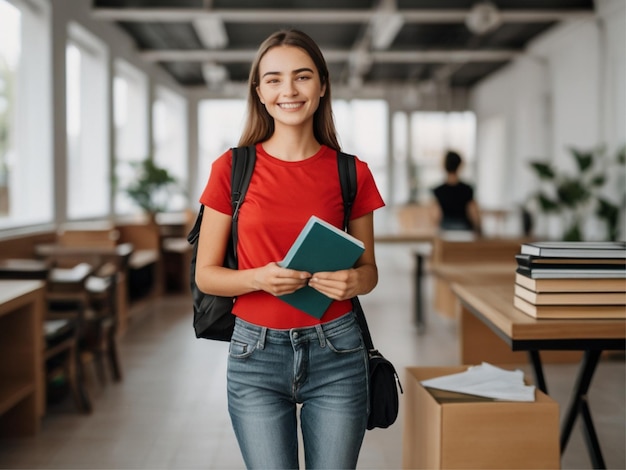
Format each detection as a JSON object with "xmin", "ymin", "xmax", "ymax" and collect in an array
[{"xmin": 293, "ymin": 331, "xmax": 299, "ymax": 339}]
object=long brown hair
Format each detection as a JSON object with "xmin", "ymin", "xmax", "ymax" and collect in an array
[{"xmin": 238, "ymin": 29, "xmax": 340, "ymax": 150}]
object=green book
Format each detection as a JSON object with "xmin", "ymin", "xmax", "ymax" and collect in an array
[{"xmin": 277, "ymin": 215, "xmax": 365, "ymax": 318}]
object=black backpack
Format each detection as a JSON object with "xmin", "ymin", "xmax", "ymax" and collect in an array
[{"xmin": 188, "ymin": 146, "xmax": 356, "ymax": 341}]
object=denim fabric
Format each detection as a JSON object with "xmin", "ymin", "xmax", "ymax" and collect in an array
[{"xmin": 227, "ymin": 312, "xmax": 369, "ymax": 469}]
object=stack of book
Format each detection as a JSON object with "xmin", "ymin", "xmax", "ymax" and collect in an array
[{"xmin": 514, "ymin": 241, "xmax": 626, "ymax": 319}]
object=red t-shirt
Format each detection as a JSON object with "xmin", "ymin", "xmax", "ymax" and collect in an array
[{"xmin": 200, "ymin": 143, "xmax": 385, "ymax": 329}]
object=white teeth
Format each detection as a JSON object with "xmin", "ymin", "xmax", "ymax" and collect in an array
[{"xmin": 279, "ymin": 103, "xmax": 301, "ymax": 109}]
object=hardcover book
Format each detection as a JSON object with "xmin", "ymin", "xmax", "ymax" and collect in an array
[
  {"xmin": 513, "ymin": 295, "xmax": 626, "ymax": 319},
  {"xmin": 520, "ymin": 241, "xmax": 626, "ymax": 259},
  {"xmin": 515, "ymin": 266, "xmax": 626, "ymax": 279},
  {"xmin": 514, "ymin": 284, "xmax": 626, "ymax": 306},
  {"xmin": 515, "ymin": 273, "xmax": 626, "ymax": 293},
  {"xmin": 515, "ymin": 253, "xmax": 626, "ymax": 270},
  {"xmin": 277, "ymin": 215, "xmax": 365, "ymax": 318}
]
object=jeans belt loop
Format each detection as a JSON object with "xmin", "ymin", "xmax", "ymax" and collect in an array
[
  {"xmin": 257, "ymin": 327, "xmax": 267, "ymax": 350},
  {"xmin": 315, "ymin": 324, "xmax": 326, "ymax": 348}
]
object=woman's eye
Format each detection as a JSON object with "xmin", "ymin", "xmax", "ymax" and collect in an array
[{"xmin": 296, "ymin": 75, "xmax": 311, "ymax": 81}]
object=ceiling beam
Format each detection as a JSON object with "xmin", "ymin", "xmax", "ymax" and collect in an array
[
  {"xmin": 139, "ymin": 49, "xmax": 520, "ymax": 63},
  {"xmin": 92, "ymin": 8, "xmax": 593, "ymax": 24}
]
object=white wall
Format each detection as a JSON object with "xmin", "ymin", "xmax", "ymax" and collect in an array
[{"xmin": 470, "ymin": 0, "xmax": 626, "ymax": 239}]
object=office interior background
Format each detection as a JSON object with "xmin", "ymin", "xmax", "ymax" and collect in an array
[
  {"xmin": 0, "ymin": 0, "xmax": 624, "ymax": 240},
  {"xmin": 0, "ymin": 1, "xmax": 625, "ymax": 469}
]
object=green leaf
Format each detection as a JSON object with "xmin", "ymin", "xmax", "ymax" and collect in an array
[
  {"xmin": 596, "ymin": 198, "xmax": 619, "ymax": 220},
  {"xmin": 537, "ymin": 193, "xmax": 560, "ymax": 212},
  {"xmin": 556, "ymin": 179, "xmax": 590, "ymax": 207},
  {"xmin": 563, "ymin": 224, "xmax": 583, "ymax": 241},
  {"xmin": 589, "ymin": 174, "xmax": 606, "ymax": 187},
  {"xmin": 596, "ymin": 198, "xmax": 620, "ymax": 241},
  {"xmin": 529, "ymin": 161, "xmax": 555, "ymax": 180},
  {"xmin": 569, "ymin": 147, "xmax": 593, "ymax": 173}
]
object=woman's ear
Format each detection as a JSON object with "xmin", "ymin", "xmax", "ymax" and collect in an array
[
  {"xmin": 256, "ymin": 86, "xmax": 264, "ymax": 104},
  {"xmin": 320, "ymin": 82, "xmax": 327, "ymax": 98}
]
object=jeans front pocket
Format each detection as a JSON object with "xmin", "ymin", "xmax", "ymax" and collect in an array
[
  {"xmin": 325, "ymin": 322, "xmax": 364, "ymax": 354},
  {"xmin": 228, "ymin": 338, "xmax": 257, "ymax": 359}
]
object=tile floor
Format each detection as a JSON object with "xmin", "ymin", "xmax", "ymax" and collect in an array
[{"xmin": 0, "ymin": 243, "xmax": 624, "ymax": 469}]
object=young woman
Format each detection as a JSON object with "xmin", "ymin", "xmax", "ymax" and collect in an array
[{"xmin": 195, "ymin": 29, "xmax": 385, "ymax": 469}]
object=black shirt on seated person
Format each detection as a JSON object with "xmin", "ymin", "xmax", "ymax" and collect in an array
[{"xmin": 432, "ymin": 181, "xmax": 475, "ymax": 231}]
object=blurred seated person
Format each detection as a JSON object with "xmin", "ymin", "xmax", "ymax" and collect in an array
[{"xmin": 430, "ymin": 150, "xmax": 482, "ymax": 236}]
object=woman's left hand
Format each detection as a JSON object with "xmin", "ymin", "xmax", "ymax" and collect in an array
[{"xmin": 307, "ymin": 269, "xmax": 359, "ymax": 301}]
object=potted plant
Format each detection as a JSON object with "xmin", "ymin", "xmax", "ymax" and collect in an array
[
  {"xmin": 124, "ymin": 159, "xmax": 182, "ymax": 221},
  {"xmin": 526, "ymin": 145, "xmax": 625, "ymax": 241}
]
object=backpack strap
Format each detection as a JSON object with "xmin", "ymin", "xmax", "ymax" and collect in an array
[
  {"xmin": 337, "ymin": 151, "xmax": 376, "ymax": 351},
  {"xmin": 230, "ymin": 146, "xmax": 256, "ymax": 264},
  {"xmin": 337, "ymin": 151, "xmax": 357, "ymax": 231},
  {"xmin": 186, "ymin": 146, "xmax": 256, "ymax": 251}
]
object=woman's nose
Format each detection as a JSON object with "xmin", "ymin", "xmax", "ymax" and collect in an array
[{"xmin": 282, "ymin": 80, "xmax": 297, "ymax": 96}]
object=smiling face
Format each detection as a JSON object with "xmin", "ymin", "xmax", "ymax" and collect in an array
[{"xmin": 256, "ymin": 45, "xmax": 326, "ymax": 132}]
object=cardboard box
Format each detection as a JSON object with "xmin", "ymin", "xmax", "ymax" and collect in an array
[{"xmin": 402, "ymin": 366, "xmax": 560, "ymax": 469}]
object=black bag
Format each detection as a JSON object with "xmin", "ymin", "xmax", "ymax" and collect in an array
[
  {"xmin": 188, "ymin": 146, "xmax": 256, "ymax": 341},
  {"xmin": 337, "ymin": 153, "xmax": 403, "ymax": 430},
  {"xmin": 351, "ymin": 297, "xmax": 403, "ymax": 430}
]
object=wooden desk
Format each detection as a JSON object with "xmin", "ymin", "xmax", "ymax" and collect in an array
[
  {"xmin": 34, "ymin": 242, "xmax": 133, "ymax": 260},
  {"xmin": 0, "ymin": 280, "xmax": 45, "ymax": 436},
  {"xmin": 430, "ymin": 237, "xmax": 527, "ymax": 319},
  {"xmin": 375, "ymin": 229, "xmax": 435, "ymax": 333},
  {"xmin": 433, "ymin": 262, "xmax": 583, "ymax": 364},
  {"xmin": 0, "ymin": 259, "xmax": 50, "ymax": 280},
  {"xmin": 452, "ymin": 282, "xmax": 626, "ymax": 469},
  {"xmin": 431, "ymin": 262, "xmax": 516, "ymax": 322}
]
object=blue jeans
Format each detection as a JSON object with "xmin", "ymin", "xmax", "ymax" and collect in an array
[{"xmin": 227, "ymin": 312, "xmax": 369, "ymax": 469}]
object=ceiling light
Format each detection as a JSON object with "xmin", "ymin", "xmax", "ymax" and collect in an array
[
  {"xmin": 202, "ymin": 62, "xmax": 229, "ymax": 89},
  {"xmin": 193, "ymin": 15, "xmax": 228, "ymax": 49},
  {"xmin": 370, "ymin": 0, "xmax": 404, "ymax": 50},
  {"xmin": 465, "ymin": 1, "xmax": 502, "ymax": 35},
  {"xmin": 371, "ymin": 13, "xmax": 404, "ymax": 50}
]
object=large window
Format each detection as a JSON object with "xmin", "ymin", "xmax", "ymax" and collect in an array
[
  {"xmin": 113, "ymin": 59, "xmax": 148, "ymax": 215},
  {"xmin": 334, "ymin": 99, "xmax": 389, "ymax": 205},
  {"xmin": 153, "ymin": 86, "xmax": 187, "ymax": 212},
  {"xmin": 197, "ymin": 99, "xmax": 246, "ymax": 200},
  {"xmin": 407, "ymin": 111, "xmax": 476, "ymax": 203},
  {"xmin": 0, "ymin": 0, "xmax": 52, "ymax": 229},
  {"xmin": 66, "ymin": 23, "xmax": 109, "ymax": 220}
]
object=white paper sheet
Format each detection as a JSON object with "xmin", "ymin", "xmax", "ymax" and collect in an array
[{"xmin": 420, "ymin": 362, "xmax": 536, "ymax": 402}]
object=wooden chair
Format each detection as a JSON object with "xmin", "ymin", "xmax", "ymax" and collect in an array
[
  {"xmin": 45, "ymin": 262, "xmax": 99, "ymax": 412},
  {"xmin": 82, "ymin": 262, "xmax": 123, "ymax": 384},
  {"xmin": 44, "ymin": 294, "xmax": 92, "ymax": 414}
]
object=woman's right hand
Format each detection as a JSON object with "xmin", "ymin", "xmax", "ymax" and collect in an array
[{"xmin": 254, "ymin": 262, "xmax": 311, "ymax": 297}]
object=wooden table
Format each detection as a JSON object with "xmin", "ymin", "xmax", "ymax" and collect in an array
[
  {"xmin": 0, "ymin": 280, "xmax": 45, "ymax": 436},
  {"xmin": 35, "ymin": 243, "xmax": 134, "ymax": 333},
  {"xmin": 452, "ymin": 282, "xmax": 626, "ymax": 469},
  {"xmin": 0, "ymin": 259, "xmax": 50, "ymax": 280},
  {"xmin": 375, "ymin": 229, "xmax": 435, "ymax": 333}
]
